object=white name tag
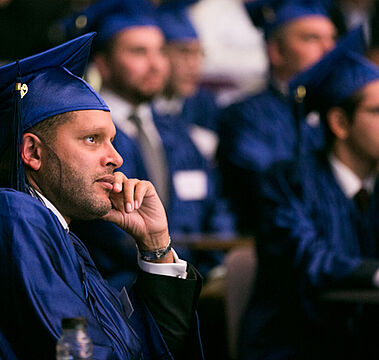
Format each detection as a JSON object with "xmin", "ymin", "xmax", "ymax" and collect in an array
[
  {"xmin": 173, "ymin": 170, "xmax": 208, "ymax": 201},
  {"xmin": 190, "ymin": 125, "xmax": 219, "ymax": 160},
  {"xmin": 305, "ymin": 111, "xmax": 320, "ymax": 127}
]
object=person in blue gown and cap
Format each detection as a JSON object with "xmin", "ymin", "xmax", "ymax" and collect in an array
[
  {"xmin": 239, "ymin": 26, "xmax": 379, "ymax": 360},
  {"xmin": 217, "ymin": 0, "xmax": 337, "ymax": 234},
  {"xmin": 153, "ymin": 0, "xmax": 220, "ymax": 158},
  {"xmin": 0, "ymin": 32, "xmax": 203, "ymax": 360}
]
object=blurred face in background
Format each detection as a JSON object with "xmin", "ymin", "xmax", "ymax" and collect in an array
[
  {"xmin": 164, "ymin": 39, "xmax": 204, "ymax": 98},
  {"xmin": 328, "ymin": 80, "xmax": 379, "ymax": 177},
  {"xmin": 268, "ymin": 15, "xmax": 337, "ymax": 82},
  {"xmin": 343, "ymin": 80, "xmax": 379, "ymax": 165},
  {"xmin": 95, "ymin": 26, "xmax": 170, "ymax": 105}
]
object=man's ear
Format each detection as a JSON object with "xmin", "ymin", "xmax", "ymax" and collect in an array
[
  {"xmin": 267, "ymin": 39, "xmax": 286, "ymax": 68},
  {"xmin": 327, "ymin": 107, "xmax": 350, "ymax": 140},
  {"xmin": 93, "ymin": 53, "xmax": 111, "ymax": 83},
  {"xmin": 21, "ymin": 133, "xmax": 43, "ymax": 171}
]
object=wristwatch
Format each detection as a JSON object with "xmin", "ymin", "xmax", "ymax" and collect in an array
[{"xmin": 139, "ymin": 237, "xmax": 172, "ymax": 261}]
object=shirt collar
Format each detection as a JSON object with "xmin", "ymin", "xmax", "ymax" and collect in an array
[
  {"xmin": 270, "ymin": 76, "xmax": 289, "ymax": 97},
  {"xmin": 30, "ymin": 188, "xmax": 69, "ymax": 233},
  {"xmin": 153, "ymin": 95, "xmax": 185, "ymax": 116},
  {"xmin": 329, "ymin": 154, "xmax": 376, "ymax": 199}
]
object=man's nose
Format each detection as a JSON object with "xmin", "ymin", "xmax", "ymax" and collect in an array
[{"xmin": 105, "ymin": 143, "xmax": 123, "ymax": 169}]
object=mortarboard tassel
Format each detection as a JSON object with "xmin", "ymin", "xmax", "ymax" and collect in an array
[{"xmin": 9, "ymin": 62, "xmax": 27, "ymax": 193}]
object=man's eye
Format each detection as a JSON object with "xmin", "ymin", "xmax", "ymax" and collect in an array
[
  {"xmin": 85, "ymin": 136, "xmax": 96, "ymax": 143},
  {"xmin": 128, "ymin": 48, "xmax": 146, "ymax": 55},
  {"xmin": 302, "ymin": 35, "xmax": 319, "ymax": 42}
]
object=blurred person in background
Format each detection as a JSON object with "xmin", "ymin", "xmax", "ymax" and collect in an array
[
  {"xmin": 154, "ymin": 0, "xmax": 220, "ymax": 162},
  {"xmin": 323, "ymin": 0, "xmax": 376, "ymax": 35},
  {"xmin": 240, "ymin": 27, "xmax": 379, "ymax": 360},
  {"xmin": 217, "ymin": 0, "xmax": 337, "ymax": 234}
]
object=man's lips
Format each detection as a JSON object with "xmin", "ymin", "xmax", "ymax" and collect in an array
[{"xmin": 96, "ymin": 175, "xmax": 114, "ymax": 190}]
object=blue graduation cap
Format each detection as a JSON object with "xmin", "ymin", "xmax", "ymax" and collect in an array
[
  {"xmin": 56, "ymin": 0, "xmax": 159, "ymax": 48},
  {"xmin": 244, "ymin": 0, "xmax": 329, "ymax": 39},
  {"xmin": 0, "ymin": 32, "xmax": 109, "ymax": 192},
  {"xmin": 156, "ymin": 0, "xmax": 198, "ymax": 42},
  {"xmin": 289, "ymin": 26, "xmax": 375, "ymax": 114}
]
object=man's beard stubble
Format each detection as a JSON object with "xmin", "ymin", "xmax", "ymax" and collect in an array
[
  {"xmin": 36, "ymin": 145, "xmax": 112, "ymax": 221},
  {"xmin": 110, "ymin": 74, "xmax": 160, "ymax": 105}
]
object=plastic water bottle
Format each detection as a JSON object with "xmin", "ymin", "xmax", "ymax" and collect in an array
[{"xmin": 56, "ymin": 317, "xmax": 93, "ymax": 360}]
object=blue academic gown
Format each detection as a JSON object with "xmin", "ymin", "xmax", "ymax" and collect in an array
[
  {"xmin": 239, "ymin": 152, "xmax": 379, "ymax": 360},
  {"xmin": 0, "ymin": 189, "xmax": 203, "ymax": 360},
  {"xmin": 181, "ymin": 87, "xmax": 220, "ymax": 132},
  {"xmin": 217, "ymin": 83, "xmax": 324, "ymax": 234}
]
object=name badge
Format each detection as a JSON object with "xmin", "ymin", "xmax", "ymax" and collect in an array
[
  {"xmin": 305, "ymin": 111, "xmax": 320, "ymax": 127},
  {"xmin": 190, "ymin": 125, "xmax": 219, "ymax": 160}
]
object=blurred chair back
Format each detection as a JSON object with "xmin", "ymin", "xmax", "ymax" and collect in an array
[{"xmin": 224, "ymin": 244, "xmax": 257, "ymax": 360}]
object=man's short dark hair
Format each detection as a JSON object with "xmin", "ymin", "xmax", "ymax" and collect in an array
[
  {"xmin": 0, "ymin": 112, "xmax": 73, "ymax": 187},
  {"xmin": 27, "ymin": 112, "xmax": 74, "ymax": 145},
  {"xmin": 96, "ymin": 36, "xmax": 117, "ymax": 60}
]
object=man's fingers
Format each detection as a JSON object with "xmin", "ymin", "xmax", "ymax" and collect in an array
[
  {"xmin": 111, "ymin": 173, "xmax": 139, "ymax": 213},
  {"xmin": 123, "ymin": 178, "xmax": 142, "ymax": 213},
  {"xmin": 110, "ymin": 173, "xmax": 158, "ymax": 214},
  {"xmin": 112, "ymin": 172, "xmax": 126, "ymax": 193},
  {"xmin": 134, "ymin": 180, "xmax": 155, "ymax": 209}
]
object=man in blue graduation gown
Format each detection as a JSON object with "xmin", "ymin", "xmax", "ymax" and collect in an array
[
  {"xmin": 217, "ymin": 0, "xmax": 337, "ymax": 234},
  {"xmin": 153, "ymin": 0, "xmax": 220, "ymax": 157},
  {"xmin": 0, "ymin": 32, "xmax": 203, "ymax": 360},
  {"xmin": 240, "ymin": 27, "xmax": 379, "ymax": 360}
]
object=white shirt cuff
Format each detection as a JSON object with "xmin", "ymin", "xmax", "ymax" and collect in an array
[
  {"xmin": 373, "ymin": 268, "xmax": 379, "ymax": 287},
  {"xmin": 137, "ymin": 248, "xmax": 187, "ymax": 279}
]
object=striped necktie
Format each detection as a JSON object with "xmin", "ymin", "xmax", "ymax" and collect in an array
[{"xmin": 128, "ymin": 112, "xmax": 169, "ymax": 207}]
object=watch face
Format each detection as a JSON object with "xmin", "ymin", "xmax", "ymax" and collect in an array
[{"xmin": 140, "ymin": 238, "xmax": 172, "ymax": 261}]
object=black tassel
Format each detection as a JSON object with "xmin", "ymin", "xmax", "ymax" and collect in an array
[{"xmin": 9, "ymin": 61, "xmax": 26, "ymax": 193}]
